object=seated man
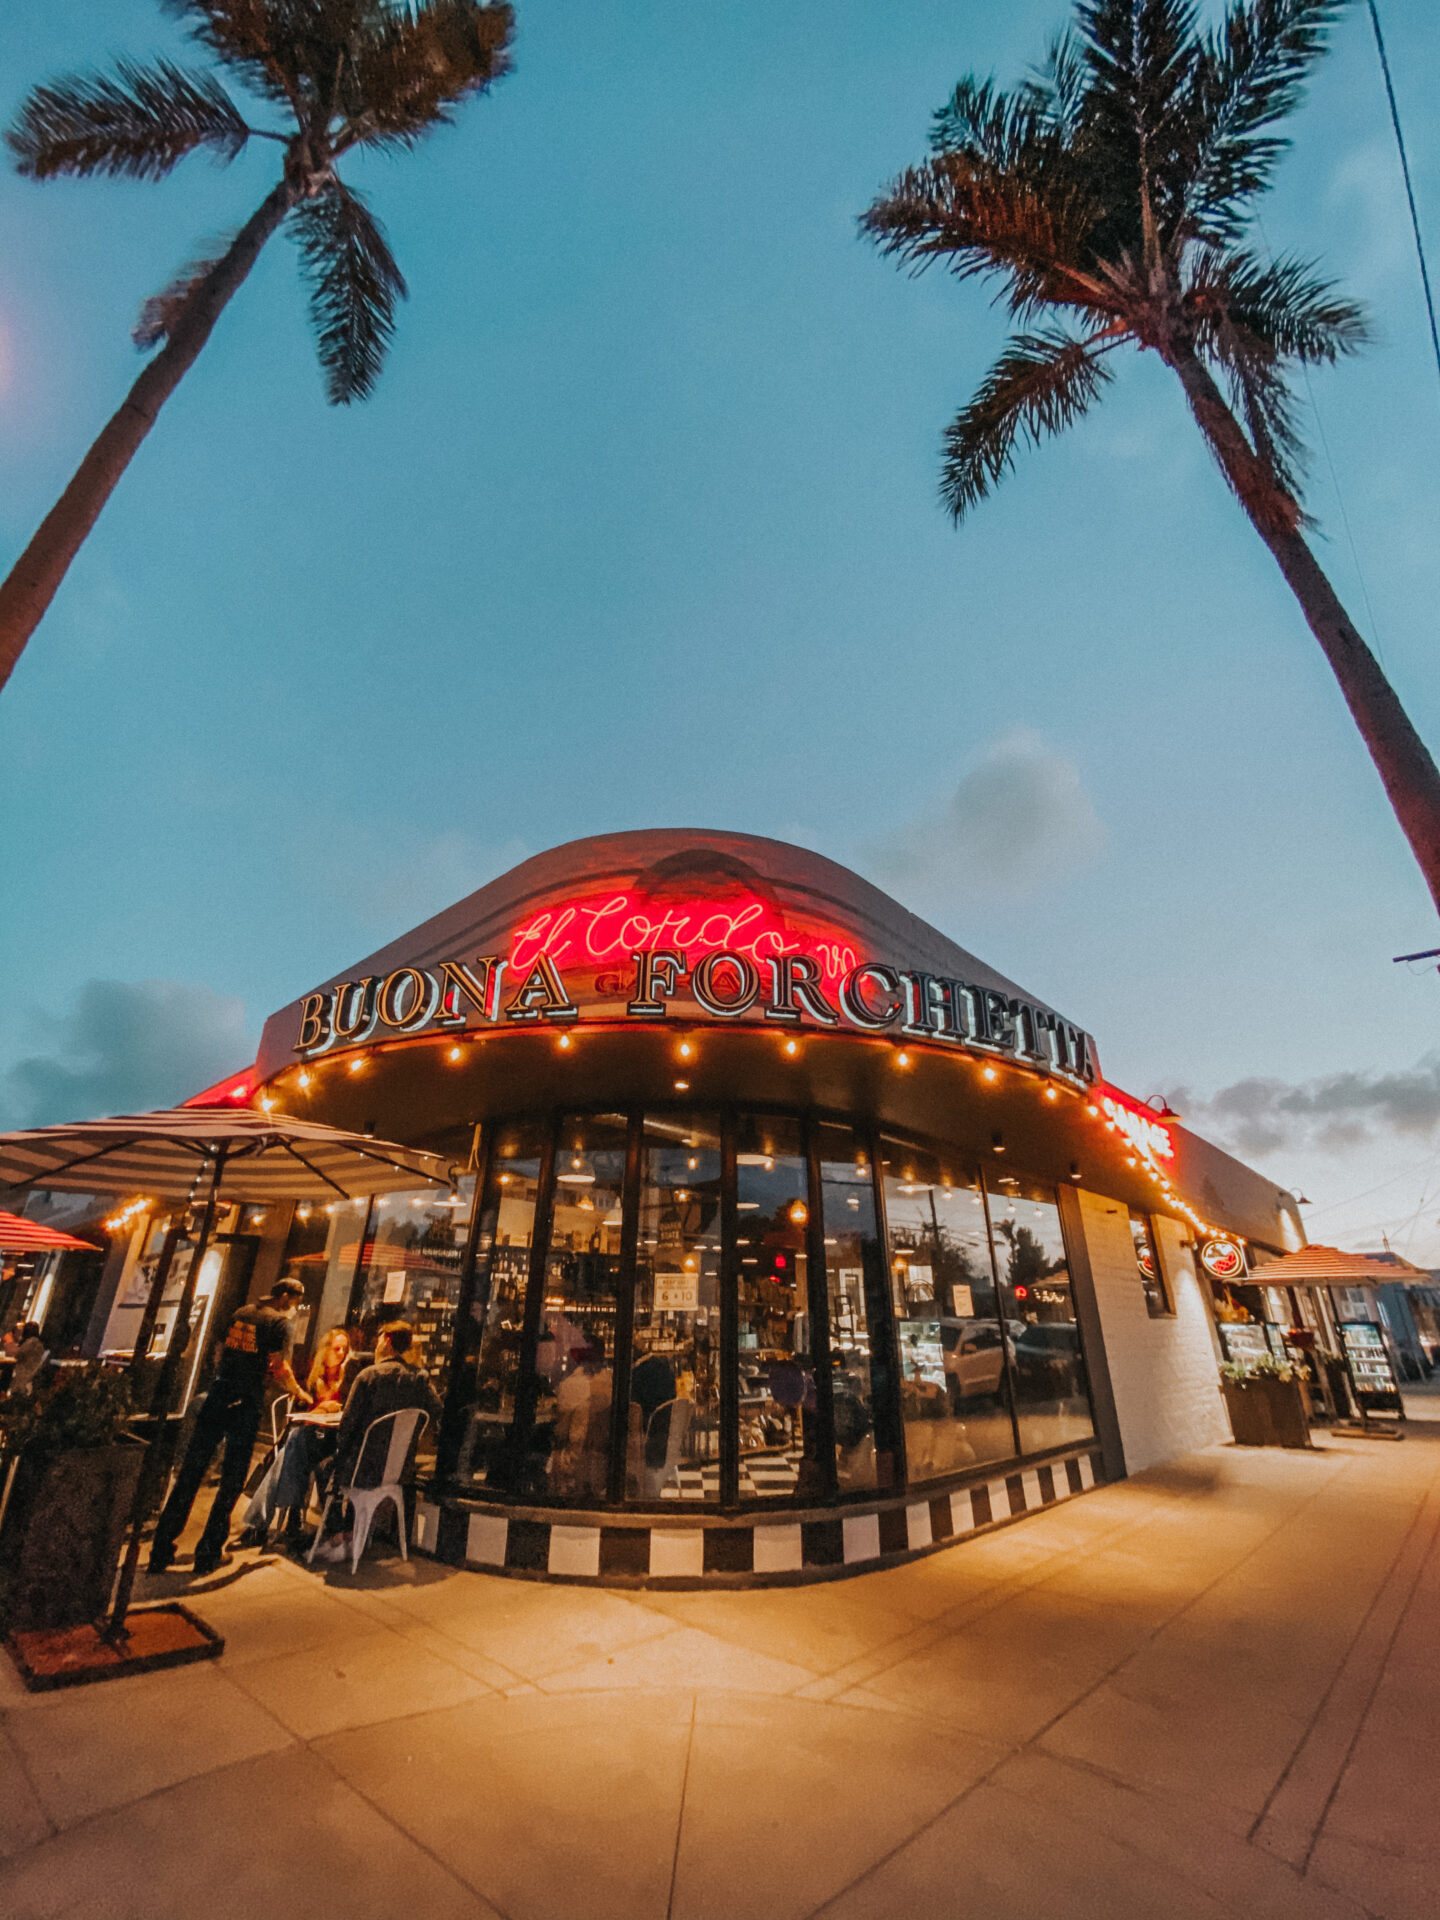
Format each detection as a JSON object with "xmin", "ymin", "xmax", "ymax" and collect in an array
[{"xmin": 312, "ymin": 1322, "xmax": 441, "ymax": 1561}]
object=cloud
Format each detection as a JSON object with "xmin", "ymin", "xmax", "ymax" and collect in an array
[
  {"xmin": 1168, "ymin": 1053, "xmax": 1440, "ymax": 1162},
  {"xmin": 862, "ymin": 730, "xmax": 1106, "ymax": 903},
  {"xmin": 0, "ymin": 979, "xmax": 252, "ymax": 1128}
]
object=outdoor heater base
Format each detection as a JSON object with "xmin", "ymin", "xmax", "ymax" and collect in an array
[{"xmin": 5, "ymin": 1604, "xmax": 224, "ymax": 1691}]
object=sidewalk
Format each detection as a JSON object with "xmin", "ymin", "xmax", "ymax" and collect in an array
[{"xmin": 1, "ymin": 1430, "xmax": 1438, "ymax": 1920}]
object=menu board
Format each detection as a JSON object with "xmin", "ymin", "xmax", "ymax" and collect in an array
[
  {"xmin": 1220, "ymin": 1322, "xmax": 1271, "ymax": 1367},
  {"xmin": 1339, "ymin": 1320, "xmax": 1402, "ymax": 1411}
]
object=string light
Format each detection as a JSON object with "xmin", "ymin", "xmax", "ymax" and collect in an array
[{"xmin": 103, "ymin": 1197, "xmax": 152, "ymax": 1233}]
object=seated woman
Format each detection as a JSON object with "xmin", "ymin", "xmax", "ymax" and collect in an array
[
  {"xmin": 305, "ymin": 1327, "xmax": 351, "ymax": 1412},
  {"xmin": 242, "ymin": 1327, "xmax": 351, "ymax": 1548}
]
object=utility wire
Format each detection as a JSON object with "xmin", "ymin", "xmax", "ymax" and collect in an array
[{"xmin": 1366, "ymin": 1, "xmax": 1440, "ymax": 401}]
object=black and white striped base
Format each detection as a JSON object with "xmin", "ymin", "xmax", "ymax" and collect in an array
[{"xmin": 414, "ymin": 1450, "xmax": 1101, "ymax": 1588}]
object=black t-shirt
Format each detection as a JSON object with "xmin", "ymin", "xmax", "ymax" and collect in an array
[
  {"xmin": 630, "ymin": 1352, "xmax": 677, "ymax": 1424},
  {"xmin": 213, "ymin": 1302, "xmax": 292, "ymax": 1404}
]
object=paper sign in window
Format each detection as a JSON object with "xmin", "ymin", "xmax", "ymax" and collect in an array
[{"xmin": 654, "ymin": 1271, "xmax": 699, "ymax": 1312}]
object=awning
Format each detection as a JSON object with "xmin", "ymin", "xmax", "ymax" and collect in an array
[
  {"xmin": 0, "ymin": 1209, "xmax": 100, "ymax": 1253},
  {"xmin": 1252, "ymin": 1244, "xmax": 1429, "ymax": 1289}
]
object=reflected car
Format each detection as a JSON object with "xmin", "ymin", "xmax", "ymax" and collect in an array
[
  {"xmin": 939, "ymin": 1320, "xmax": 1006, "ymax": 1399},
  {"xmin": 1012, "ymin": 1321, "xmax": 1080, "ymax": 1391}
]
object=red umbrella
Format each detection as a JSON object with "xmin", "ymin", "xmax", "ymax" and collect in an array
[{"xmin": 0, "ymin": 1210, "xmax": 98, "ymax": 1252}]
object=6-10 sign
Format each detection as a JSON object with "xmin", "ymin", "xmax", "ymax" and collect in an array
[{"xmin": 654, "ymin": 1272, "xmax": 700, "ymax": 1312}]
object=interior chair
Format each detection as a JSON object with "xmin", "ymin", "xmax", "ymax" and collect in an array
[
  {"xmin": 308, "ymin": 1407, "xmax": 428, "ymax": 1572},
  {"xmin": 269, "ymin": 1392, "xmax": 293, "ymax": 1448},
  {"xmin": 643, "ymin": 1398, "xmax": 694, "ymax": 1499}
]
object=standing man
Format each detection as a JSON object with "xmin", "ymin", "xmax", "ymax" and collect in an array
[{"xmin": 149, "ymin": 1277, "xmax": 312, "ymax": 1577}]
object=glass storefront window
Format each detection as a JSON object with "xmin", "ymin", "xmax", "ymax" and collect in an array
[
  {"xmin": 882, "ymin": 1139, "xmax": 1016, "ymax": 1481},
  {"xmin": 817, "ymin": 1122, "xmax": 896, "ymax": 1492},
  {"xmin": 1128, "ymin": 1208, "xmax": 1171, "ymax": 1318},
  {"xmin": 350, "ymin": 1181, "xmax": 476, "ymax": 1394},
  {"xmin": 735, "ymin": 1115, "xmax": 818, "ymax": 1499},
  {"xmin": 453, "ymin": 1119, "xmax": 550, "ymax": 1494},
  {"xmin": 986, "ymin": 1169, "xmax": 1094, "ymax": 1454},
  {"xmin": 629, "ymin": 1114, "xmax": 722, "ymax": 1501},
  {"xmin": 534, "ymin": 1116, "xmax": 628, "ymax": 1500},
  {"xmin": 434, "ymin": 1105, "xmax": 1099, "ymax": 1510}
]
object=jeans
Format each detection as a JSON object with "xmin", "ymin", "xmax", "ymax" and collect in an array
[{"xmin": 152, "ymin": 1385, "xmax": 263, "ymax": 1564}]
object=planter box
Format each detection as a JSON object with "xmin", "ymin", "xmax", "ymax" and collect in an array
[
  {"xmin": 0, "ymin": 1442, "xmax": 146, "ymax": 1632},
  {"xmin": 1221, "ymin": 1377, "xmax": 1312, "ymax": 1450}
]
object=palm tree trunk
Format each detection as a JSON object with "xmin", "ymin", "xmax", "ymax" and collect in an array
[
  {"xmin": 0, "ymin": 179, "xmax": 296, "ymax": 694},
  {"xmin": 1170, "ymin": 343, "xmax": 1440, "ymax": 918}
]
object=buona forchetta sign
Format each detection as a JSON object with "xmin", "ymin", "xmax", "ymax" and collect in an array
[{"xmin": 290, "ymin": 886, "xmax": 1100, "ymax": 1085}]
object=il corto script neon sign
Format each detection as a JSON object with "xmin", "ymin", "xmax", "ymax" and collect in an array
[{"xmin": 291, "ymin": 889, "xmax": 1098, "ymax": 1082}]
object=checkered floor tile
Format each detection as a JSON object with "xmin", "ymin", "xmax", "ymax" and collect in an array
[{"xmin": 661, "ymin": 1449, "xmax": 802, "ymax": 1500}]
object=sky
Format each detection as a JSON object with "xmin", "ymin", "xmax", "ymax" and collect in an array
[{"xmin": 1, "ymin": 1, "xmax": 1438, "ymax": 1261}]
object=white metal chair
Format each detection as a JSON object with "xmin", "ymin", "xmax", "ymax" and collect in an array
[
  {"xmin": 643, "ymin": 1398, "xmax": 694, "ymax": 1498},
  {"xmin": 269, "ymin": 1392, "xmax": 293, "ymax": 1448},
  {"xmin": 308, "ymin": 1407, "xmax": 428, "ymax": 1572}
]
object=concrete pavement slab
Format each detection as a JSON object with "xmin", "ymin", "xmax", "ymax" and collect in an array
[
  {"xmin": 670, "ymin": 1693, "xmax": 1005, "ymax": 1920},
  {"xmin": 317, "ymin": 1690, "xmax": 693, "ymax": 1920},
  {"xmin": 2, "ymin": 1663, "xmax": 292, "ymax": 1830},
  {"xmin": 0, "ymin": 1743, "xmax": 499, "ymax": 1920}
]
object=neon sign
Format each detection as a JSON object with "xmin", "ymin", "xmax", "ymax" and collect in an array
[
  {"xmin": 1098, "ymin": 1090, "xmax": 1174, "ymax": 1162},
  {"xmin": 286, "ymin": 893, "xmax": 1101, "ymax": 1086},
  {"xmin": 1200, "ymin": 1237, "xmax": 1246, "ymax": 1281},
  {"xmin": 510, "ymin": 891, "xmax": 859, "ymax": 984}
]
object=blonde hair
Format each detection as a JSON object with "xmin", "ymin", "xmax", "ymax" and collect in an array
[{"xmin": 306, "ymin": 1325, "xmax": 350, "ymax": 1395}]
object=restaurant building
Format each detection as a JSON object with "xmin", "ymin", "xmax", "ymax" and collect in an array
[{"xmin": 157, "ymin": 831, "xmax": 1310, "ymax": 1584}]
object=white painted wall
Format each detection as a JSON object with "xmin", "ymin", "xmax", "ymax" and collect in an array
[{"xmin": 1077, "ymin": 1190, "xmax": 1228, "ymax": 1474}]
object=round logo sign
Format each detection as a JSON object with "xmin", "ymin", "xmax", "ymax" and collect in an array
[{"xmin": 1200, "ymin": 1237, "xmax": 1245, "ymax": 1281}]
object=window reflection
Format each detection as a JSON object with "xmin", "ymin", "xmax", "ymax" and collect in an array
[
  {"xmin": 629, "ymin": 1115, "xmax": 722, "ymax": 1501},
  {"xmin": 1128, "ymin": 1208, "xmax": 1171, "ymax": 1318},
  {"xmin": 349, "ymin": 1181, "xmax": 475, "ymax": 1395},
  {"xmin": 735, "ymin": 1115, "xmax": 820, "ymax": 1499},
  {"xmin": 882, "ymin": 1141, "xmax": 1017, "ymax": 1480},
  {"xmin": 453, "ymin": 1120, "xmax": 548, "ymax": 1494},
  {"xmin": 534, "ymin": 1116, "xmax": 628, "ymax": 1500},
  {"xmin": 986, "ymin": 1170, "xmax": 1094, "ymax": 1453},
  {"xmin": 817, "ymin": 1123, "xmax": 895, "ymax": 1492}
]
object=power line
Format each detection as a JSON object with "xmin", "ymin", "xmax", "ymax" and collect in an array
[{"xmin": 1366, "ymin": 2, "xmax": 1440, "ymax": 400}]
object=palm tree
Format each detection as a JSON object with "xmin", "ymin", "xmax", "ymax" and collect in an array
[
  {"xmin": 862, "ymin": 0, "xmax": 1440, "ymax": 917},
  {"xmin": 0, "ymin": 1, "xmax": 514, "ymax": 694}
]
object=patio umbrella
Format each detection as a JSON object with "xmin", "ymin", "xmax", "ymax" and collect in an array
[
  {"xmin": 0, "ymin": 1210, "xmax": 99, "ymax": 1253},
  {"xmin": 0, "ymin": 1106, "xmax": 457, "ymax": 1641},
  {"xmin": 1251, "ymin": 1245, "xmax": 1429, "ymax": 1286}
]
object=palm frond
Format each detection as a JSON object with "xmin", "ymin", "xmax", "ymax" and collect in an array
[
  {"xmin": 1073, "ymin": 0, "xmax": 1203, "ymax": 248},
  {"xmin": 291, "ymin": 180, "xmax": 407, "ymax": 403},
  {"xmin": 164, "ymin": 2, "xmax": 359, "ymax": 106},
  {"xmin": 862, "ymin": 154, "xmax": 1110, "ymax": 322},
  {"xmin": 133, "ymin": 237, "xmax": 236, "ymax": 349},
  {"xmin": 941, "ymin": 327, "xmax": 1115, "ymax": 519},
  {"xmin": 342, "ymin": 1, "xmax": 515, "ymax": 152},
  {"xmin": 6, "ymin": 58, "xmax": 249, "ymax": 181},
  {"xmin": 1021, "ymin": 31, "xmax": 1089, "ymax": 139},
  {"xmin": 1188, "ymin": 1, "xmax": 1344, "ymax": 241},
  {"xmin": 1188, "ymin": 247, "xmax": 1370, "ymax": 362}
]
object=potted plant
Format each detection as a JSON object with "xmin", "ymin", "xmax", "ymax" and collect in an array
[
  {"xmin": 1220, "ymin": 1353, "xmax": 1313, "ymax": 1450},
  {"xmin": 0, "ymin": 1365, "xmax": 143, "ymax": 1632}
]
